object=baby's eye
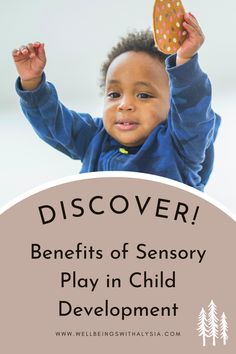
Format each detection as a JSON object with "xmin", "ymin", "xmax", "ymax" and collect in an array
[
  {"xmin": 107, "ymin": 92, "xmax": 121, "ymax": 99},
  {"xmin": 137, "ymin": 92, "xmax": 153, "ymax": 99}
]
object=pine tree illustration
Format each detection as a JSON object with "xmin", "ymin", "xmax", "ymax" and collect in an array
[
  {"xmin": 220, "ymin": 312, "xmax": 229, "ymax": 345},
  {"xmin": 208, "ymin": 300, "xmax": 219, "ymax": 346},
  {"xmin": 197, "ymin": 307, "xmax": 209, "ymax": 346}
]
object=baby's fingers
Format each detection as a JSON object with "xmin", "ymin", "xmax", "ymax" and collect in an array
[
  {"xmin": 34, "ymin": 42, "xmax": 46, "ymax": 61},
  {"xmin": 18, "ymin": 45, "xmax": 30, "ymax": 55},
  {"xmin": 12, "ymin": 45, "xmax": 29, "ymax": 60},
  {"xmin": 27, "ymin": 42, "xmax": 45, "ymax": 61},
  {"xmin": 12, "ymin": 43, "xmax": 38, "ymax": 59},
  {"xmin": 26, "ymin": 43, "xmax": 37, "ymax": 58},
  {"xmin": 12, "ymin": 48, "xmax": 20, "ymax": 57},
  {"xmin": 33, "ymin": 41, "xmax": 41, "ymax": 48},
  {"xmin": 184, "ymin": 13, "xmax": 204, "ymax": 37},
  {"xmin": 12, "ymin": 47, "xmax": 28, "ymax": 62},
  {"xmin": 183, "ymin": 22, "xmax": 205, "ymax": 46}
]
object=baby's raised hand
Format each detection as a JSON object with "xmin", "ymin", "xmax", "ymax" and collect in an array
[
  {"xmin": 176, "ymin": 13, "xmax": 205, "ymax": 66},
  {"xmin": 12, "ymin": 42, "xmax": 46, "ymax": 90}
]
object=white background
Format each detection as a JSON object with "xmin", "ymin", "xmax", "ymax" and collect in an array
[{"xmin": 0, "ymin": 0, "xmax": 235, "ymax": 214}]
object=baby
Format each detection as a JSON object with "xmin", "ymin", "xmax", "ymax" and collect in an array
[{"xmin": 12, "ymin": 13, "xmax": 221, "ymax": 191}]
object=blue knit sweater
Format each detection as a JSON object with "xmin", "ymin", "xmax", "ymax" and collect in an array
[{"xmin": 16, "ymin": 54, "xmax": 221, "ymax": 191}]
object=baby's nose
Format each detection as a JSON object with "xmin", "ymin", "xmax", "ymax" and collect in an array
[{"xmin": 118, "ymin": 97, "xmax": 135, "ymax": 111}]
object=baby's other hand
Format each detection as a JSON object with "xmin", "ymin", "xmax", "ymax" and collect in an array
[
  {"xmin": 12, "ymin": 42, "xmax": 46, "ymax": 90},
  {"xmin": 176, "ymin": 13, "xmax": 205, "ymax": 66}
]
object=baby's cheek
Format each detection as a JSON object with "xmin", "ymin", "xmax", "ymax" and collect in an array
[
  {"xmin": 149, "ymin": 107, "xmax": 165, "ymax": 123},
  {"xmin": 157, "ymin": 103, "xmax": 169, "ymax": 121},
  {"xmin": 103, "ymin": 106, "xmax": 113, "ymax": 121}
]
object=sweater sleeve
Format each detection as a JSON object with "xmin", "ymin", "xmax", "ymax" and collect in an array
[
  {"xmin": 165, "ymin": 54, "xmax": 221, "ymax": 169},
  {"xmin": 15, "ymin": 73, "xmax": 101, "ymax": 161}
]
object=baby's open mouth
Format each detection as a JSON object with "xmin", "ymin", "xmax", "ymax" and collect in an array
[
  {"xmin": 117, "ymin": 122, "xmax": 136, "ymax": 126},
  {"xmin": 115, "ymin": 121, "xmax": 139, "ymax": 131}
]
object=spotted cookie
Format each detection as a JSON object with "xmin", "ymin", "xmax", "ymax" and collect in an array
[{"xmin": 153, "ymin": 0, "xmax": 187, "ymax": 54}]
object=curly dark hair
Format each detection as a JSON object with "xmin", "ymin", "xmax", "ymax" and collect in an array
[{"xmin": 99, "ymin": 29, "xmax": 169, "ymax": 90}]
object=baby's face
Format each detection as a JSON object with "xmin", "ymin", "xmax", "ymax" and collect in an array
[{"xmin": 103, "ymin": 51, "xmax": 169, "ymax": 147}]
